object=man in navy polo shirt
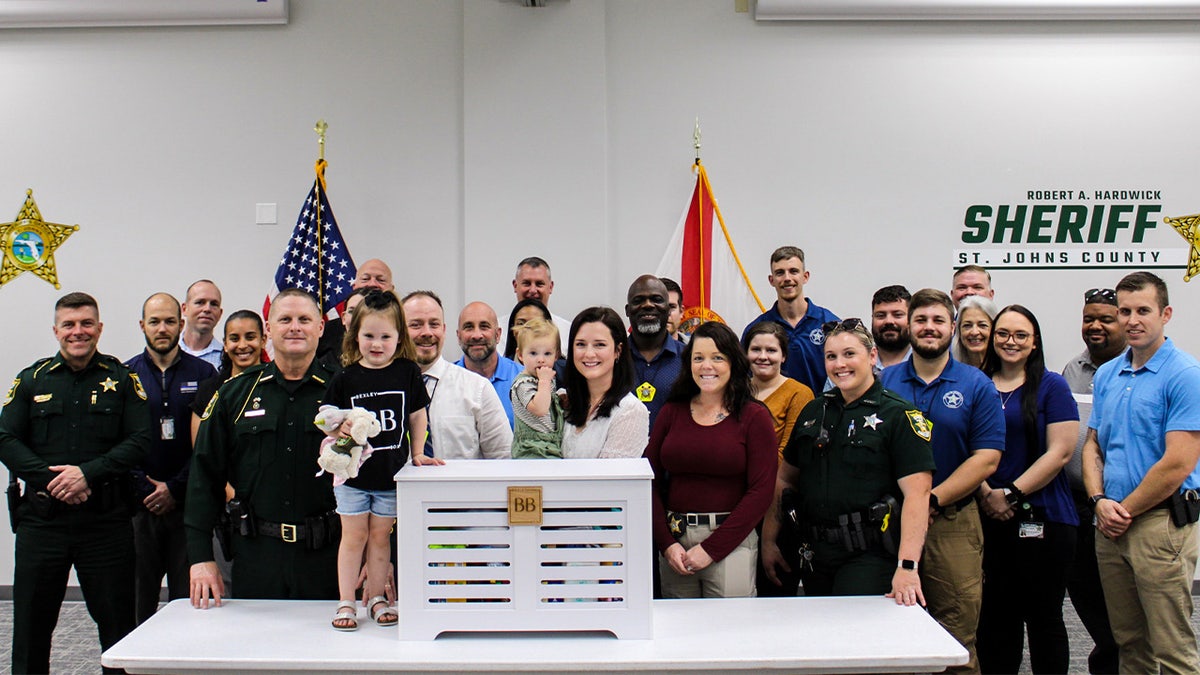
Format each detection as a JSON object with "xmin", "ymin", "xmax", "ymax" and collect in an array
[
  {"xmin": 741, "ymin": 246, "xmax": 839, "ymax": 394},
  {"xmin": 1083, "ymin": 271, "xmax": 1200, "ymax": 675},
  {"xmin": 125, "ymin": 293, "xmax": 216, "ymax": 623},
  {"xmin": 882, "ymin": 288, "xmax": 1004, "ymax": 675},
  {"xmin": 625, "ymin": 275, "xmax": 683, "ymax": 429}
]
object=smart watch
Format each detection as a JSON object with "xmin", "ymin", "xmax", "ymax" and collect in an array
[
  {"xmin": 898, "ymin": 559, "xmax": 918, "ymax": 571},
  {"xmin": 1089, "ymin": 494, "xmax": 1111, "ymax": 512}
]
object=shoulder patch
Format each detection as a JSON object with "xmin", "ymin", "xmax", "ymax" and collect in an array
[
  {"xmin": 3, "ymin": 377, "xmax": 19, "ymax": 406},
  {"xmin": 201, "ymin": 391, "xmax": 219, "ymax": 421},
  {"xmin": 128, "ymin": 372, "xmax": 148, "ymax": 401},
  {"xmin": 905, "ymin": 409, "xmax": 933, "ymax": 441}
]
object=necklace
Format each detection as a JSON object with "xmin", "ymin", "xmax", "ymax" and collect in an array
[{"xmin": 999, "ymin": 389, "xmax": 1018, "ymax": 410}]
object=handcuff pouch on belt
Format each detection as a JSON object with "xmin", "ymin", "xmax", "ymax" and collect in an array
[
  {"xmin": 1169, "ymin": 489, "xmax": 1200, "ymax": 527},
  {"xmin": 231, "ymin": 497, "xmax": 341, "ymax": 550}
]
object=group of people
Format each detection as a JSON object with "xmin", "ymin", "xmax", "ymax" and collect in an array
[{"xmin": 0, "ymin": 250, "xmax": 1197, "ymax": 675}]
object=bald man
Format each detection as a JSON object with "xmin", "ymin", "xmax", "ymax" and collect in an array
[
  {"xmin": 318, "ymin": 258, "xmax": 395, "ymax": 361},
  {"xmin": 455, "ymin": 301, "xmax": 521, "ymax": 427}
]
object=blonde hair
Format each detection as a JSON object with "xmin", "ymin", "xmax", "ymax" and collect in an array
[
  {"xmin": 515, "ymin": 319, "xmax": 559, "ymax": 355},
  {"xmin": 341, "ymin": 290, "xmax": 416, "ymax": 366}
]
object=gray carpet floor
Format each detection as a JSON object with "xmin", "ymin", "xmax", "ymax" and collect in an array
[{"xmin": 1, "ymin": 596, "xmax": 1199, "ymax": 673}]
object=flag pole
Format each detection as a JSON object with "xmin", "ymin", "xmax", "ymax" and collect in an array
[
  {"xmin": 313, "ymin": 119, "xmax": 328, "ymax": 311},
  {"xmin": 693, "ymin": 118, "xmax": 707, "ymax": 312}
]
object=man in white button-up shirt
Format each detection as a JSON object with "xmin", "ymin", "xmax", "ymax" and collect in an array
[{"xmin": 401, "ymin": 291, "xmax": 512, "ymax": 460}]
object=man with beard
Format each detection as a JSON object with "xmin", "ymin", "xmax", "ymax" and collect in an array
[
  {"xmin": 402, "ymin": 291, "xmax": 512, "ymax": 459},
  {"xmin": 624, "ymin": 275, "xmax": 683, "ymax": 428},
  {"xmin": 124, "ymin": 293, "xmax": 216, "ymax": 623},
  {"xmin": 180, "ymin": 280, "xmax": 224, "ymax": 369},
  {"xmin": 742, "ymin": 246, "xmax": 839, "ymax": 393},
  {"xmin": 881, "ymin": 288, "xmax": 1003, "ymax": 675},
  {"xmin": 455, "ymin": 301, "xmax": 522, "ymax": 427},
  {"xmin": 1060, "ymin": 287, "xmax": 1125, "ymax": 674},
  {"xmin": 871, "ymin": 285, "xmax": 911, "ymax": 369}
]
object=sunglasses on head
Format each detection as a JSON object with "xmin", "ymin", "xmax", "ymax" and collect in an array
[
  {"xmin": 822, "ymin": 318, "xmax": 867, "ymax": 336},
  {"xmin": 1084, "ymin": 288, "xmax": 1117, "ymax": 306}
]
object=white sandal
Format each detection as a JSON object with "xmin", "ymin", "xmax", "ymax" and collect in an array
[
  {"xmin": 369, "ymin": 595, "xmax": 397, "ymax": 626},
  {"xmin": 332, "ymin": 601, "xmax": 359, "ymax": 631}
]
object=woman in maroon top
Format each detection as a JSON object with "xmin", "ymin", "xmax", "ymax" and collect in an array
[{"xmin": 645, "ymin": 321, "xmax": 777, "ymax": 598}]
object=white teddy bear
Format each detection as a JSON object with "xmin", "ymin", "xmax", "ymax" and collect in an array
[{"xmin": 313, "ymin": 405, "xmax": 382, "ymax": 485}]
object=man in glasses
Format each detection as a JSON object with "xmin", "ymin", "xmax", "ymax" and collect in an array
[
  {"xmin": 1060, "ymin": 287, "xmax": 1124, "ymax": 673},
  {"xmin": 881, "ymin": 288, "xmax": 1004, "ymax": 675},
  {"xmin": 1083, "ymin": 271, "xmax": 1200, "ymax": 674}
]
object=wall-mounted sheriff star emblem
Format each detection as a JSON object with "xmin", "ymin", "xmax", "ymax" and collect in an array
[
  {"xmin": 0, "ymin": 190, "xmax": 79, "ymax": 290},
  {"xmin": 1165, "ymin": 213, "xmax": 1200, "ymax": 282},
  {"xmin": 863, "ymin": 413, "xmax": 882, "ymax": 430},
  {"xmin": 101, "ymin": 377, "xmax": 118, "ymax": 392}
]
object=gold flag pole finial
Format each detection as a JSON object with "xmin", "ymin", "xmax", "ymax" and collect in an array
[
  {"xmin": 693, "ymin": 118, "xmax": 702, "ymax": 165},
  {"xmin": 314, "ymin": 119, "xmax": 328, "ymax": 161}
]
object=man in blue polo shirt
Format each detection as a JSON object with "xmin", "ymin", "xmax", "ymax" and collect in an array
[
  {"xmin": 882, "ymin": 288, "xmax": 1003, "ymax": 675},
  {"xmin": 624, "ymin": 275, "xmax": 683, "ymax": 429},
  {"xmin": 125, "ymin": 292, "xmax": 216, "ymax": 623},
  {"xmin": 1083, "ymin": 271, "xmax": 1200, "ymax": 675},
  {"xmin": 455, "ymin": 301, "xmax": 522, "ymax": 427},
  {"xmin": 741, "ymin": 246, "xmax": 839, "ymax": 394}
]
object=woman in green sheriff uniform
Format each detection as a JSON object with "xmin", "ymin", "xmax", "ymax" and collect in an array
[{"xmin": 761, "ymin": 319, "xmax": 935, "ymax": 605}]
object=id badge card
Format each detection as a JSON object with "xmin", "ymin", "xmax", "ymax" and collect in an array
[
  {"xmin": 1018, "ymin": 521, "xmax": 1044, "ymax": 539},
  {"xmin": 160, "ymin": 416, "xmax": 175, "ymax": 441}
]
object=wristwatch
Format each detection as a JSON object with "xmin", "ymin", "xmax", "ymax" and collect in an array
[
  {"xmin": 1089, "ymin": 494, "xmax": 1111, "ymax": 512},
  {"xmin": 897, "ymin": 559, "xmax": 918, "ymax": 571}
]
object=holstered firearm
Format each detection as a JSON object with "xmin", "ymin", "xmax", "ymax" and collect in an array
[{"xmin": 6, "ymin": 472, "xmax": 21, "ymax": 533}]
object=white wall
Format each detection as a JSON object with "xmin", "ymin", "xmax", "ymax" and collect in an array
[{"xmin": 1, "ymin": 0, "xmax": 1197, "ymax": 583}]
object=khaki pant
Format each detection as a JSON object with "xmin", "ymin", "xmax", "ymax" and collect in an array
[
  {"xmin": 922, "ymin": 500, "xmax": 984, "ymax": 675},
  {"xmin": 659, "ymin": 523, "xmax": 758, "ymax": 599},
  {"xmin": 1095, "ymin": 508, "xmax": 1200, "ymax": 675}
]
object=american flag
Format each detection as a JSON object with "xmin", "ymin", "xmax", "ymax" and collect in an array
[{"xmin": 264, "ymin": 160, "xmax": 358, "ymax": 320}]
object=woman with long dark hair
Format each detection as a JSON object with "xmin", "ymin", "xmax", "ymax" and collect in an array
[
  {"xmin": 189, "ymin": 309, "xmax": 268, "ymax": 440},
  {"xmin": 977, "ymin": 304, "xmax": 1079, "ymax": 674},
  {"xmin": 646, "ymin": 321, "xmax": 776, "ymax": 598},
  {"xmin": 560, "ymin": 306, "xmax": 648, "ymax": 458},
  {"xmin": 503, "ymin": 298, "xmax": 554, "ymax": 361}
]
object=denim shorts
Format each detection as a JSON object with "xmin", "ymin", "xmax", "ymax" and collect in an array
[{"xmin": 333, "ymin": 484, "xmax": 397, "ymax": 518}]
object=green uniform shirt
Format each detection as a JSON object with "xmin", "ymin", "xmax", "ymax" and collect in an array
[
  {"xmin": 0, "ymin": 352, "xmax": 150, "ymax": 489},
  {"xmin": 783, "ymin": 380, "xmax": 935, "ymax": 525},
  {"xmin": 185, "ymin": 359, "xmax": 338, "ymax": 563}
]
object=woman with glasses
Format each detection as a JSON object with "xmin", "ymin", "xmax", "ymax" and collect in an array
[
  {"xmin": 762, "ymin": 319, "xmax": 935, "ymax": 605},
  {"xmin": 977, "ymin": 305, "xmax": 1079, "ymax": 674},
  {"xmin": 952, "ymin": 295, "xmax": 998, "ymax": 369},
  {"xmin": 646, "ymin": 321, "xmax": 777, "ymax": 598}
]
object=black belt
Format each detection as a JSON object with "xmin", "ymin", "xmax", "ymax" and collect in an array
[
  {"xmin": 671, "ymin": 511, "xmax": 729, "ymax": 528},
  {"xmin": 255, "ymin": 519, "xmax": 307, "ymax": 543}
]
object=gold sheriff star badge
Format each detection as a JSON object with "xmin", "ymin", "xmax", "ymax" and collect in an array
[
  {"xmin": 0, "ymin": 190, "xmax": 79, "ymax": 289},
  {"xmin": 1165, "ymin": 213, "xmax": 1200, "ymax": 282}
]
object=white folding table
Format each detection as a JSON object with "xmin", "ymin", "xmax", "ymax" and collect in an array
[{"xmin": 102, "ymin": 596, "xmax": 968, "ymax": 673}]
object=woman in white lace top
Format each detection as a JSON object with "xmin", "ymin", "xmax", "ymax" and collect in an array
[{"xmin": 560, "ymin": 307, "xmax": 649, "ymax": 459}]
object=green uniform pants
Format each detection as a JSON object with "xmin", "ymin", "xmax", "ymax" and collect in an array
[
  {"xmin": 12, "ymin": 513, "xmax": 135, "ymax": 675},
  {"xmin": 230, "ymin": 535, "xmax": 338, "ymax": 600}
]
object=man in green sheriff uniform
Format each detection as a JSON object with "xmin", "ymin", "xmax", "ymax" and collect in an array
[
  {"xmin": 186, "ymin": 288, "xmax": 340, "ymax": 607},
  {"xmin": 762, "ymin": 365, "xmax": 935, "ymax": 599},
  {"xmin": 0, "ymin": 292, "xmax": 151, "ymax": 674}
]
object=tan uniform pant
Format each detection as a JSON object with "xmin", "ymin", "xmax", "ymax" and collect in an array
[
  {"xmin": 1095, "ymin": 508, "xmax": 1200, "ymax": 675},
  {"xmin": 659, "ymin": 523, "xmax": 758, "ymax": 599},
  {"xmin": 922, "ymin": 500, "xmax": 984, "ymax": 675}
]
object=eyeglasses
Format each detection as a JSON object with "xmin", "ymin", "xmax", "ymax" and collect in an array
[
  {"xmin": 993, "ymin": 330, "xmax": 1032, "ymax": 344},
  {"xmin": 822, "ymin": 318, "xmax": 867, "ymax": 336},
  {"xmin": 1084, "ymin": 288, "xmax": 1117, "ymax": 306}
]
